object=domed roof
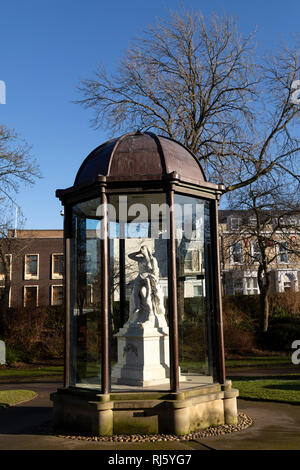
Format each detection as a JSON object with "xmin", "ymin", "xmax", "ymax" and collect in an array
[{"xmin": 74, "ymin": 132, "xmax": 206, "ymax": 186}]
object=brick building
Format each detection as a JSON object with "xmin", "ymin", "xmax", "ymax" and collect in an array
[{"xmin": 0, "ymin": 229, "xmax": 64, "ymax": 308}]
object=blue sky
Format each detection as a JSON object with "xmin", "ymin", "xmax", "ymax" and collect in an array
[{"xmin": 1, "ymin": 0, "xmax": 300, "ymax": 229}]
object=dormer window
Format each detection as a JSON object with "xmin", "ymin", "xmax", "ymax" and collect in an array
[{"xmin": 229, "ymin": 217, "xmax": 240, "ymax": 230}]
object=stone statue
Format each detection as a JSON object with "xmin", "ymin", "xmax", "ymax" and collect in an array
[
  {"xmin": 125, "ymin": 245, "xmax": 167, "ymax": 329},
  {"xmin": 112, "ymin": 245, "xmax": 170, "ymax": 386}
]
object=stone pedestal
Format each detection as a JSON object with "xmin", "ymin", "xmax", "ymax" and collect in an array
[
  {"xmin": 51, "ymin": 382, "xmax": 239, "ymax": 436},
  {"xmin": 111, "ymin": 322, "xmax": 170, "ymax": 386}
]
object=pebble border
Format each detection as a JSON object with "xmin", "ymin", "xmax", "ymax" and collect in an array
[{"xmin": 40, "ymin": 412, "xmax": 252, "ymax": 443}]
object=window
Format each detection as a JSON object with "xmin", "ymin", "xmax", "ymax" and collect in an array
[
  {"xmin": 51, "ymin": 285, "xmax": 64, "ymax": 306},
  {"xmin": 287, "ymin": 218, "xmax": 298, "ymax": 226},
  {"xmin": 231, "ymin": 242, "xmax": 243, "ymax": 264},
  {"xmin": 24, "ymin": 286, "xmax": 38, "ymax": 307},
  {"xmin": 24, "ymin": 254, "xmax": 39, "ymax": 280},
  {"xmin": 184, "ymin": 246, "xmax": 202, "ymax": 272},
  {"xmin": 278, "ymin": 243, "xmax": 289, "ymax": 263},
  {"xmin": 161, "ymin": 284, "xmax": 168, "ymax": 297},
  {"xmin": 52, "ymin": 254, "xmax": 64, "ymax": 279},
  {"xmin": 230, "ymin": 217, "xmax": 240, "ymax": 230},
  {"xmin": 251, "ymin": 242, "xmax": 261, "ymax": 262},
  {"xmin": 193, "ymin": 284, "xmax": 203, "ymax": 297},
  {"xmin": 0, "ymin": 254, "xmax": 12, "ymax": 280},
  {"xmin": 246, "ymin": 277, "xmax": 259, "ymax": 295},
  {"xmin": 0, "ymin": 286, "xmax": 11, "ymax": 307},
  {"xmin": 184, "ymin": 250, "xmax": 193, "ymax": 271},
  {"xmin": 233, "ymin": 278, "xmax": 243, "ymax": 294}
]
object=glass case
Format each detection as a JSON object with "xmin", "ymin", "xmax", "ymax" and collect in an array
[{"xmin": 68, "ymin": 192, "xmax": 217, "ymax": 391}]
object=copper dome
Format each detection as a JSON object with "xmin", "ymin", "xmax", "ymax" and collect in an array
[{"xmin": 74, "ymin": 132, "xmax": 206, "ymax": 186}]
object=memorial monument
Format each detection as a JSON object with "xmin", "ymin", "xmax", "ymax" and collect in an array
[{"xmin": 52, "ymin": 131, "xmax": 238, "ymax": 436}]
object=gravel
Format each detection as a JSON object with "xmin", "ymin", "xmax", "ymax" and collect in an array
[{"xmin": 38, "ymin": 412, "xmax": 252, "ymax": 443}]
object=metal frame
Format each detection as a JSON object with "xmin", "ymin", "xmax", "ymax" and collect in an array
[{"xmin": 58, "ymin": 171, "xmax": 226, "ymax": 392}]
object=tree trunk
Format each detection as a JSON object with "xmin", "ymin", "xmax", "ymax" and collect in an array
[
  {"xmin": 257, "ymin": 264, "xmax": 271, "ymax": 333},
  {"xmin": 259, "ymin": 287, "xmax": 270, "ymax": 332}
]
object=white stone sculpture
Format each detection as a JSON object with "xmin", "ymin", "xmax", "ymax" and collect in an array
[
  {"xmin": 111, "ymin": 245, "xmax": 170, "ymax": 386},
  {"xmin": 125, "ymin": 245, "xmax": 168, "ymax": 329}
]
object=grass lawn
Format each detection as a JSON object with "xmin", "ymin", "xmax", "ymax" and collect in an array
[
  {"xmin": 226, "ymin": 356, "xmax": 292, "ymax": 368},
  {"xmin": 0, "ymin": 390, "xmax": 37, "ymax": 407},
  {"xmin": 232, "ymin": 375, "xmax": 300, "ymax": 405},
  {"xmin": 0, "ymin": 365, "xmax": 63, "ymax": 381}
]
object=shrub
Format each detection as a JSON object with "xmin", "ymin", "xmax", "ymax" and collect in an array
[
  {"xmin": 4, "ymin": 305, "xmax": 64, "ymax": 361},
  {"xmin": 222, "ymin": 291, "xmax": 300, "ymax": 353},
  {"xmin": 5, "ymin": 347, "xmax": 23, "ymax": 366},
  {"xmin": 261, "ymin": 317, "xmax": 300, "ymax": 351},
  {"xmin": 269, "ymin": 291, "xmax": 300, "ymax": 317},
  {"xmin": 222, "ymin": 301, "xmax": 257, "ymax": 354}
]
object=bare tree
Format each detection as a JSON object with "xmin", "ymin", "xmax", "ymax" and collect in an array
[
  {"xmin": 76, "ymin": 8, "xmax": 300, "ymax": 194},
  {"xmin": 0, "ymin": 124, "xmax": 40, "ymax": 335},
  {"xmin": 226, "ymin": 176, "xmax": 300, "ymax": 332},
  {"xmin": 0, "ymin": 125, "xmax": 40, "ymax": 204}
]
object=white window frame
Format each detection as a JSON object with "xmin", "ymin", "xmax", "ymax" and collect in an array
[
  {"xmin": 229, "ymin": 217, "xmax": 241, "ymax": 230},
  {"xmin": 51, "ymin": 253, "xmax": 64, "ymax": 280},
  {"xmin": 230, "ymin": 242, "xmax": 243, "ymax": 264},
  {"xmin": 0, "ymin": 254, "xmax": 12, "ymax": 280},
  {"xmin": 193, "ymin": 283, "xmax": 204, "ymax": 297},
  {"xmin": 251, "ymin": 242, "xmax": 261, "ymax": 263},
  {"xmin": 24, "ymin": 254, "xmax": 39, "ymax": 280},
  {"xmin": 277, "ymin": 243, "xmax": 289, "ymax": 264},
  {"xmin": 245, "ymin": 277, "xmax": 259, "ymax": 295},
  {"xmin": 51, "ymin": 284, "xmax": 64, "ymax": 306},
  {"xmin": 23, "ymin": 285, "xmax": 39, "ymax": 307}
]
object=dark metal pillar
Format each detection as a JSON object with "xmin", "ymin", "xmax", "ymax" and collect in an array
[
  {"xmin": 100, "ymin": 181, "xmax": 109, "ymax": 394},
  {"xmin": 211, "ymin": 199, "xmax": 226, "ymax": 384},
  {"xmin": 63, "ymin": 204, "xmax": 72, "ymax": 388},
  {"xmin": 167, "ymin": 188, "xmax": 179, "ymax": 393}
]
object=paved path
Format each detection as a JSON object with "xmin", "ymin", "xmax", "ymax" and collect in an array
[{"xmin": 0, "ymin": 380, "xmax": 299, "ymax": 450}]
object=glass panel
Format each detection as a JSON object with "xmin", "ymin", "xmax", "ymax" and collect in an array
[
  {"xmin": 53, "ymin": 254, "xmax": 64, "ymax": 277},
  {"xmin": 231, "ymin": 243, "xmax": 243, "ymax": 264},
  {"xmin": 109, "ymin": 193, "xmax": 170, "ymax": 391},
  {"xmin": 175, "ymin": 194, "xmax": 214, "ymax": 388},
  {"xmin": 70, "ymin": 199, "xmax": 102, "ymax": 389},
  {"xmin": 52, "ymin": 285, "xmax": 63, "ymax": 305},
  {"xmin": 25, "ymin": 255, "xmax": 38, "ymax": 276}
]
